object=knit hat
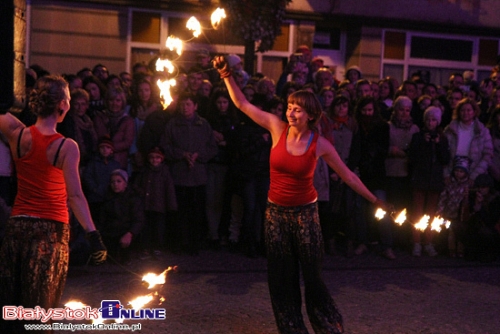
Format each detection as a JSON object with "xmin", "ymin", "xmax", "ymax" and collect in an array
[
  {"xmin": 423, "ymin": 106, "xmax": 442, "ymax": 125},
  {"xmin": 474, "ymin": 173, "xmax": 494, "ymax": 188},
  {"xmin": 98, "ymin": 135, "xmax": 114, "ymax": 150},
  {"xmin": 226, "ymin": 54, "xmax": 242, "ymax": 68},
  {"xmin": 111, "ymin": 169, "xmax": 128, "ymax": 183},
  {"xmin": 346, "ymin": 66, "xmax": 362, "ymax": 78},
  {"xmin": 148, "ymin": 146, "xmax": 165, "ymax": 160},
  {"xmin": 452, "ymin": 156, "xmax": 470, "ymax": 174}
]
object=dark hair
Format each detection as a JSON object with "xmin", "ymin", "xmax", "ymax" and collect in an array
[
  {"xmin": 70, "ymin": 88, "xmax": 89, "ymax": 103},
  {"xmin": 287, "ymin": 90, "xmax": 322, "ymax": 130},
  {"xmin": 29, "ymin": 75, "xmax": 68, "ymax": 119},
  {"xmin": 82, "ymin": 75, "xmax": 107, "ymax": 100}
]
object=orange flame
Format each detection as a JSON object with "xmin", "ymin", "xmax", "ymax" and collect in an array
[
  {"xmin": 211, "ymin": 8, "xmax": 226, "ymax": 30},
  {"xmin": 186, "ymin": 17, "xmax": 201, "ymax": 38},
  {"xmin": 414, "ymin": 215, "xmax": 430, "ymax": 231},
  {"xmin": 374, "ymin": 208, "xmax": 386, "ymax": 220},
  {"xmin": 394, "ymin": 209, "xmax": 407, "ymax": 226},
  {"xmin": 129, "ymin": 294, "xmax": 154, "ymax": 310}
]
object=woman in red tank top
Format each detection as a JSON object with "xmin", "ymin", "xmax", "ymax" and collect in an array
[
  {"xmin": 214, "ymin": 56, "xmax": 392, "ymax": 334},
  {"xmin": 0, "ymin": 75, "xmax": 106, "ymax": 333}
]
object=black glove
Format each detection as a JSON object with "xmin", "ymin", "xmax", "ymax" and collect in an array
[{"xmin": 86, "ymin": 230, "xmax": 107, "ymax": 265}]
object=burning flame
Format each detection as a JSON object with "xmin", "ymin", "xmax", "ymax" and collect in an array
[
  {"xmin": 430, "ymin": 216, "xmax": 444, "ymax": 232},
  {"xmin": 166, "ymin": 36, "xmax": 183, "ymax": 55},
  {"xmin": 156, "ymin": 58, "xmax": 175, "ymax": 74},
  {"xmin": 186, "ymin": 17, "xmax": 201, "ymax": 38},
  {"xmin": 142, "ymin": 268, "xmax": 169, "ymax": 289},
  {"xmin": 414, "ymin": 215, "xmax": 430, "ymax": 231},
  {"xmin": 64, "ymin": 301, "xmax": 86, "ymax": 309},
  {"xmin": 375, "ymin": 208, "xmax": 386, "ymax": 220},
  {"xmin": 157, "ymin": 78, "xmax": 176, "ymax": 109},
  {"xmin": 211, "ymin": 8, "xmax": 226, "ymax": 30},
  {"xmin": 129, "ymin": 294, "xmax": 153, "ymax": 310},
  {"xmin": 394, "ymin": 209, "xmax": 407, "ymax": 226}
]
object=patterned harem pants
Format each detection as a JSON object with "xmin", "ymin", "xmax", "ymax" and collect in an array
[
  {"xmin": 265, "ymin": 201, "xmax": 344, "ymax": 334},
  {"xmin": 0, "ymin": 217, "xmax": 70, "ymax": 334}
]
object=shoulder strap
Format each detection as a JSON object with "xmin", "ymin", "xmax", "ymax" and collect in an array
[
  {"xmin": 53, "ymin": 138, "xmax": 66, "ymax": 166},
  {"xmin": 17, "ymin": 127, "xmax": 25, "ymax": 159}
]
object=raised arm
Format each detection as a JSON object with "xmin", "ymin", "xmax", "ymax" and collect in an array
[{"xmin": 213, "ymin": 56, "xmax": 285, "ymax": 139}]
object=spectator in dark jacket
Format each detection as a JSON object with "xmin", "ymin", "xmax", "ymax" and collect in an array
[
  {"xmin": 81, "ymin": 136, "xmax": 121, "ymax": 221},
  {"xmin": 408, "ymin": 106, "xmax": 450, "ymax": 257},
  {"xmin": 133, "ymin": 146, "xmax": 177, "ymax": 257},
  {"xmin": 98, "ymin": 169, "xmax": 145, "ymax": 264}
]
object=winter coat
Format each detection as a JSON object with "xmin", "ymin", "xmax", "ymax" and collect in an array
[
  {"xmin": 81, "ymin": 154, "xmax": 121, "ymax": 203},
  {"xmin": 160, "ymin": 113, "xmax": 218, "ymax": 187},
  {"xmin": 409, "ymin": 130, "xmax": 450, "ymax": 192},
  {"xmin": 98, "ymin": 187, "xmax": 145, "ymax": 238},
  {"xmin": 133, "ymin": 163, "xmax": 177, "ymax": 213},
  {"xmin": 94, "ymin": 111, "xmax": 135, "ymax": 169},
  {"xmin": 443, "ymin": 119, "xmax": 493, "ymax": 181}
]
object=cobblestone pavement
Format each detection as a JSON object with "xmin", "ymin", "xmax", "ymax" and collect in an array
[{"xmin": 60, "ymin": 247, "xmax": 500, "ymax": 334}]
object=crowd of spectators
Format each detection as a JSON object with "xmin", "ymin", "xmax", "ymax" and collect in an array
[{"xmin": 1, "ymin": 45, "xmax": 500, "ymax": 264}]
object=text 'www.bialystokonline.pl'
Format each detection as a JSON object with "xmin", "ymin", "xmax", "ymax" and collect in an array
[{"xmin": 24, "ymin": 323, "xmax": 142, "ymax": 331}]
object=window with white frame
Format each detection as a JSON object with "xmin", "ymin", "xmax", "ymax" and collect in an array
[{"xmin": 381, "ymin": 30, "xmax": 499, "ymax": 88}]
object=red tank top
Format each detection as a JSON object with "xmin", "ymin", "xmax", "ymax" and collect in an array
[
  {"xmin": 268, "ymin": 125, "xmax": 318, "ymax": 206},
  {"xmin": 12, "ymin": 126, "xmax": 69, "ymax": 223}
]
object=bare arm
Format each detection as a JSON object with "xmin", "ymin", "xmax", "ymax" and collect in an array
[
  {"xmin": 0, "ymin": 112, "xmax": 25, "ymax": 143},
  {"xmin": 317, "ymin": 136, "xmax": 377, "ymax": 204},
  {"xmin": 61, "ymin": 139, "xmax": 97, "ymax": 233},
  {"xmin": 213, "ymin": 56, "xmax": 285, "ymax": 140}
]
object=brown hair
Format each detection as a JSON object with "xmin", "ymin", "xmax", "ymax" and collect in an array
[
  {"xmin": 453, "ymin": 97, "xmax": 480, "ymax": 120},
  {"xmin": 287, "ymin": 90, "xmax": 322, "ymax": 130},
  {"xmin": 29, "ymin": 75, "xmax": 68, "ymax": 119}
]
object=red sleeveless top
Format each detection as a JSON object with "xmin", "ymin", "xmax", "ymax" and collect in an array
[
  {"xmin": 268, "ymin": 125, "xmax": 318, "ymax": 206},
  {"xmin": 12, "ymin": 126, "xmax": 69, "ymax": 223}
]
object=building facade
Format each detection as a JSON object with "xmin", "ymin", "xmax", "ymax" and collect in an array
[{"xmin": 27, "ymin": 0, "xmax": 500, "ymax": 86}]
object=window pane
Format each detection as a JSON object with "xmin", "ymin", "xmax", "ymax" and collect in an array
[
  {"xmin": 383, "ymin": 64, "xmax": 404, "ymax": 84},
  {"xmin": 132, "ymin": 12, "xmax": 161, "ymax": 44},
  {"xmin": 168, "ymin": 17, "xmax": 243, "ymax": 46},
  {"xmin": 478, "ymin": 39, "xmax": 498, "ymax": 66},
  {"xmin": 410, "ymin": 37, "xmax": 472, "ymax": 62},
  {"xmin": 384, "ymin": 31, "xmax": 405, "ymax": 60}
]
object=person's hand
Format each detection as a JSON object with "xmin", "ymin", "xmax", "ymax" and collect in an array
[
  {"xmin": 373, "ymin": 198, "xmax": 395, "ymax": 215},
  {"xmin": 213, "ymin": 56, "xmax": 231, "ymax": 78},
  {"xmin": 120, "ymin": 232, "xmax": 133, "ymax": 248},
  {"xmin": 86, "ymin": 230, "xmax": 107, "ymax": 265},
  {"xmin": 213, "ymin": 130, "xmax": 224, "ymax": 143}
]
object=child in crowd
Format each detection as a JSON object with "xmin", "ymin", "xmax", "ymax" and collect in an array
[
  {"xmin": 409, "ymin": 106, "xmax": 450, "ymax": 257},
  {"xmin": 81, "ymin": 136, "xmax": 121, "ymax": 221},
  {"xmin": 98, "ymin": 169, "xmax": 145, "ymax": 264},
  {"xmin": 133, "ymin": 147, "xmax": 177, "ymax": 258},
  {"xmin": 436, "ymin": 156, "xmax": 471, "ymax": 257}
]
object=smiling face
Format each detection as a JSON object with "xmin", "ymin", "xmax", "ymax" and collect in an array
[{"xmin": 286, "ymin": 102, "xmax": 310, "ymax": 128}]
